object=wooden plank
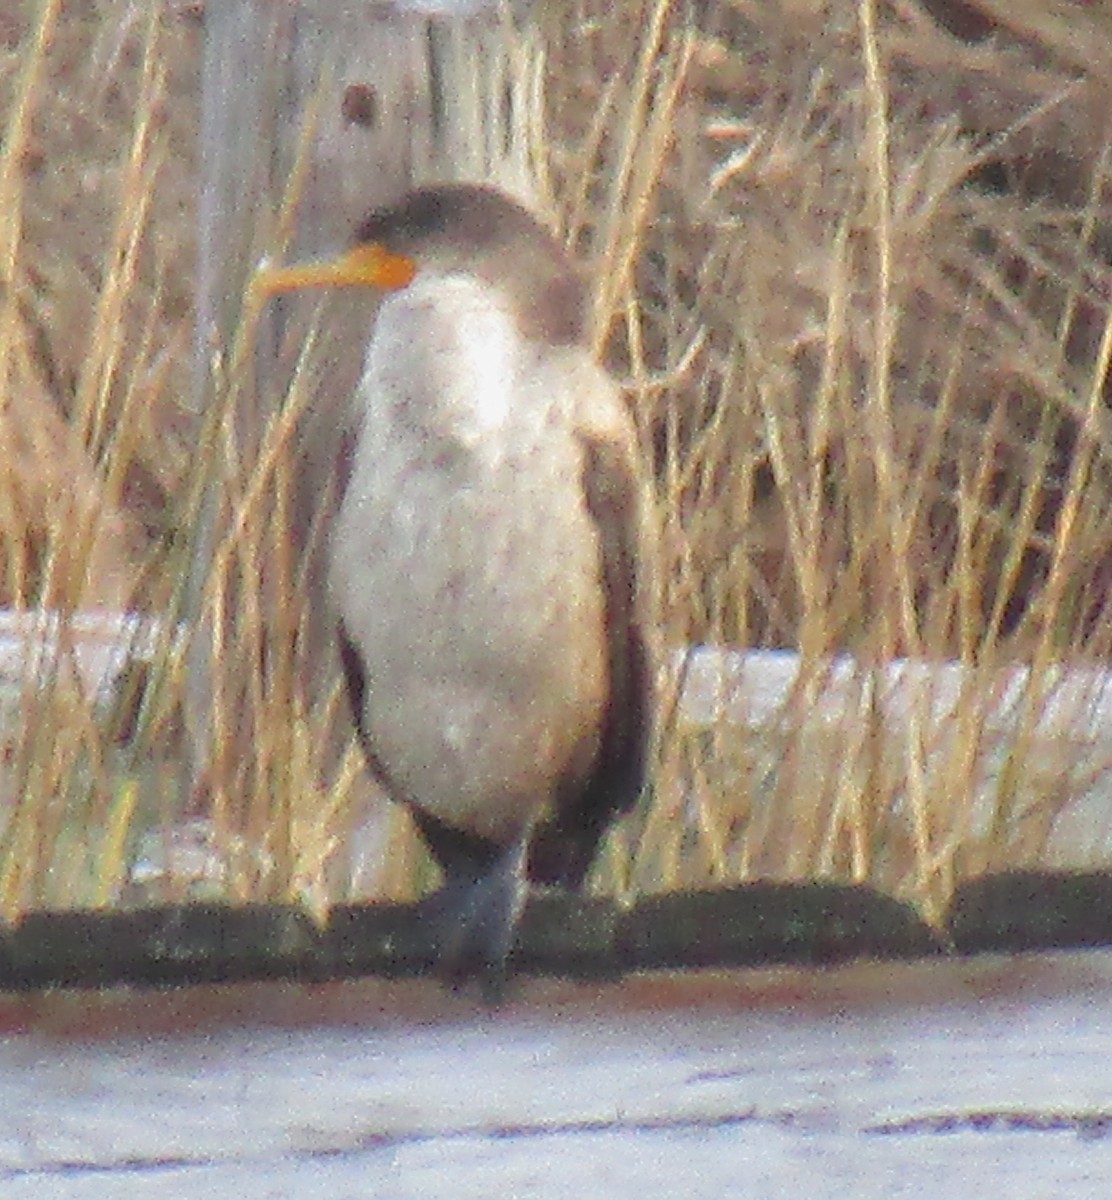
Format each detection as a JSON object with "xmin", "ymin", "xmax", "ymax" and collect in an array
[
  {"xmin": 3, "ymin": 952, "xmax": 1112, "ymax": 1198},
  {"xmin": 0, "ymin": 881, "xmax": 937, "ymax": 990}
]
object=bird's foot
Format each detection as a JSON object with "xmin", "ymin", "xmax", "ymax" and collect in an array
[{"xmin": 426, "ymin": 837, "xmax": 529, "ymax": 1005}]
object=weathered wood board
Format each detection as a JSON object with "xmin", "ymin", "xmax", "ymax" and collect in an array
[{"xmin": 3, "ymin": 950, "xmax": 1112, "ymax": 1199}]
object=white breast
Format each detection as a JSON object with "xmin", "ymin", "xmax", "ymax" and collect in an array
[
  {"xmin": 359, "ymin": 273, "xmax": 528, "ymax": 453},
  {"xmin": 329, "ymin": 272, "xmax": 610, "ymax": 844}
]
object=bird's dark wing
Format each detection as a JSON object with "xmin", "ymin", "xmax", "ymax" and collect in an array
[
  {"xmin": 527, "ymin": 413, "xmax": 658, "ymax": 888},
  {"xmin": 337, "ymin": 619, "xmax": 393, "ymax": 793}
]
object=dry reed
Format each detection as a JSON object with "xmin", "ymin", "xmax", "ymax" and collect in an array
[{"xmin": 3, "ymin": 0, "xmax": 1112, "ymax": 924}]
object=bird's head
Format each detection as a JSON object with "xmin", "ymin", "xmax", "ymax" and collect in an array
[{"xmin": 254, "ymin": 184, "xmax": 588, "ymax": 345}]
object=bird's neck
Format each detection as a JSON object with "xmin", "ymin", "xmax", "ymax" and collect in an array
[{"xmin": 361, "ymin": 272, "xmax": 557, "ymax": 461}]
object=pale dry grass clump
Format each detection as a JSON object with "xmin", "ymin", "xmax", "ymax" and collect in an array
[
  {"xmin": 0, "ymin": 1, "xmax": 200, "ymax": 913},
  {"xmin": 575, "ymin": 0, "xmax": 1112, "ymax": 915},
  {"xmin": 4, "ymin": 0, "xmax": 1112, "ymax": 922},
  {"xmin": 0, "ymin": 1, "xmax": 197, "ymax": 611}
]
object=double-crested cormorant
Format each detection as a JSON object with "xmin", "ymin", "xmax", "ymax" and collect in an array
[{"xmin": 255, "ymin": 184, "xmax": 657, "ymax": 995}]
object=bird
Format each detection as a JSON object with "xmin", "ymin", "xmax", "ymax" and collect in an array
[{"xmin": 254, "ymin": 183, "xmax": 657, "ymax": 997}]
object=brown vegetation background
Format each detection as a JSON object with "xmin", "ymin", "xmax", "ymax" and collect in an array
[
  {"xmin": 4, "ymin": 0, "xmax": 1112, "ymax": 916},
  {"xmin": 7, "ymin": 0, "xmax": 1112, "ymax": 648}
]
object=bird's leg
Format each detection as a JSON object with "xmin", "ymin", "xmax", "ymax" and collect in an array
[{"xmin": 428, "ymin": 833, "xmax": 530, "ymax": 1004}]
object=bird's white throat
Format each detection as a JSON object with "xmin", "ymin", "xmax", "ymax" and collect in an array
[{"xmin": 362, "ymin": 272, "xmax": 533, "ymax": 454}]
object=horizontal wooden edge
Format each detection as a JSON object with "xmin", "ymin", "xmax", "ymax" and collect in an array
[
  {"xmin": 7, "ymin": 949, "xmax": 1110, "ymax": 1039},
  {"xmin": 6, "ymin": 611, "xmax": 1112, "ymax": 745},
  {"xmin": 3, "ymin": 872, "xmax": 1112, "ymax": 996}
]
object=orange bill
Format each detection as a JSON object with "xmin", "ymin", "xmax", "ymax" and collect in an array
[{"xmin": 253, "ymin": 242, "xmax": 417, "ymax": 296}]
